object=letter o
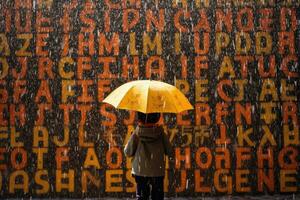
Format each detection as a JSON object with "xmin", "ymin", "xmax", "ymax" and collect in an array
[
  {"xmin": 106, "ymin": 147, "xmax": 122, "ymax": 169},
  {"xmin": 11, "ymin": 148, "xmax": 27, "ymax": 170},
  {"xmin": 195, "ymin": 147, "xmax": 212, "ymax": 169}
]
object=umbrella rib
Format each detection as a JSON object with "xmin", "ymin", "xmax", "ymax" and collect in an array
[
  {"xmin": 103, "ymin": 82, "xmax": 135, "ymax": 107},
  {"xmin": 166, "ymin": 88, "xmax": 180, "ymax": 113},
  {"xmin": 115, "ymin": 84, "xmax": 136, "ymax": 108},
  {"xmin": 145, "ymin": 81, "xmax": 150, "ymax": 113}
]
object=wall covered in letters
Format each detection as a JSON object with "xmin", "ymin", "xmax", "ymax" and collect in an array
[{"xmin": 0, "ymin": 0, "xmax": 299, "ymax": 198}]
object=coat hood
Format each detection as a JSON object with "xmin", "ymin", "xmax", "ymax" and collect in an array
[{"xmin": 136, "ymin": 125, "xmax": 163, "ymax": 142}]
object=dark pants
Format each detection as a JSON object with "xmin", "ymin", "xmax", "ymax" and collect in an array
[{"xmin": 134, "ymin": 175, "xmax": 164, "ymax": 200}]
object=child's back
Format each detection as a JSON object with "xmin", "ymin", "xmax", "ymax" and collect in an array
[{"xmin": 124, "ymin": 112, "xmax": 173, "ymax": 200}]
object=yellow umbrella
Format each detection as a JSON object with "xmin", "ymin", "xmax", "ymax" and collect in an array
[{"xmin": 103, "ymin": 80, "xmax": 193, "ymax": 113}]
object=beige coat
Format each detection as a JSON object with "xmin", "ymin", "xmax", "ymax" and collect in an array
[{"xmin": 124, "ymin": 125, "xmax": 172, "ymax": 177}]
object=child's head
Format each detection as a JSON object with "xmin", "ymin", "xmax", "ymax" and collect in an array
[{"xmin": 137, "ymin": 112, "xmax": 161, "ymax": 124}]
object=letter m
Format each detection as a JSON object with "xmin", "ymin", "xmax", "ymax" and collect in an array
[{"xmin": 99, "ymin": 33, "xmax": 119, "ymax": 56}]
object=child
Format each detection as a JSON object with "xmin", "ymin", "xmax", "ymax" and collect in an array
[{"xmin": 124, "ymin": 112, "xmax": 173, "ymax": 200}]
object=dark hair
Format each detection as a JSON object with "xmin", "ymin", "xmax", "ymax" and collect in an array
[{"xmin": 137, "ymin": 112, "xmax": 161, "ymax": 124}]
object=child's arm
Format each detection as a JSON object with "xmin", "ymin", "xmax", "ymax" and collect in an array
[{"xmin": 124, "ymin": 132, "xmax": 139, "ymax": 157}]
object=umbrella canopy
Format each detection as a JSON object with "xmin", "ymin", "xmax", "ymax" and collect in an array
[{"xmin": 103, "ymin": 80, "xmax": 193, "ymax": 113}]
